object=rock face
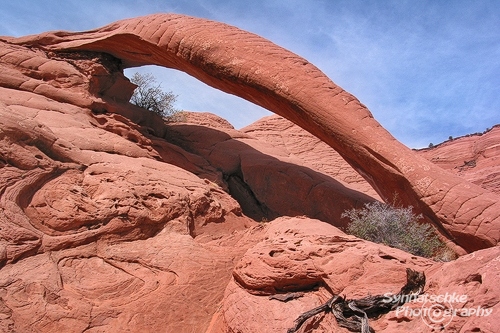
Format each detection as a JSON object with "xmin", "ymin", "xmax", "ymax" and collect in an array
[
  {"xmin": 416, "ymin": 126, "xmax": 500, "ymax": 195},
  {"xmin": 242, "ymin": 115, "xmax": 382, "ymax": 201},
  {"xmin": 165, "ymin": 119, "xmax": 375, "ymax": 227},
  {"xmin": 0, "ymin": 40, "xmax": 254, "ymax": 332},
  {"xmin": 0, "ymin": 14, "xmax": 499, "ymax": 333},
  {"xmin": 5, "ymin": 13, "xmax": 499, "ymax": 252},
  {"xmin": 243, "ymin": 115, "xmax": 500, "ymax": 211},
  {"xmin": 211, "ymin": 217, "xmax": 500, "ymax": 333}
]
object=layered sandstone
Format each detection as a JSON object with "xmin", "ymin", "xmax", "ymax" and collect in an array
[
  {"xmin": 165, "ymin": 119, "xmax": 375, "ymax": 227},
  {"xmin": 210, "ymin": 217, "xmax": 500, "ymax": 333},
  {"xmin": 5, "ymin": 13, "xmax": 499, "ymax": 252},
  {"xmin": 417, "ymin": 126, "xmax": 500, "ymax": 194},
  {"xmin": 242, "ymin": 115, "xmax": 382, "ymax": 201},
  {"xmin": 242, "ymin": 115, "xmax": 500, "ymax": 202},
  {"xmin": 0, "ymin": 14, "xmax": 499, "ymax": 333},
  {"xmin": 0, "ymin": 39, "xmax": 257, "ymax": 332}
]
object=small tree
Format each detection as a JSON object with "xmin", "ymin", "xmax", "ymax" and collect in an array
[
  {"xmin": 342, "ymin": 201, "xmax": 445, "ymax": 258},
  {"xmin": 129, "ymin": 72, "xmax": 180, "ymax": 119}
]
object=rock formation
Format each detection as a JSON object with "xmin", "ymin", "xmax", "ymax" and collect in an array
[
  {"xmin": 0, "ymin": 14, "xmax": 499, "ymax": 332},
  {"xmin": 243, "ymin": 115, "xmax": 500, "ymax": 219},
  {"xmin": 5, "ymin": 13, "xmax": 499, "ymax": 252},
  {"xmin": 212, "ymin": 217, "xmax": 500, "ymax": 333},
  {"xmin": 242, "ymin": 115, "xmax": 382, "ymax": 201},
  {"xmin": 165, "ymin": 117, "xmax": 375, "ymax": 227},
  {"xmin": 417, "ymin": 126, "xmax": 500, "ymax": 195}
]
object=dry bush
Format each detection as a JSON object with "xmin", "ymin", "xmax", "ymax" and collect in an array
[
  {"xmin": 342, "ymin": 201, "xmax": 446, "ymax": 258},
  {"xmin": 130, "ymin": 72, "xmax": 182, "ymax": 120}
]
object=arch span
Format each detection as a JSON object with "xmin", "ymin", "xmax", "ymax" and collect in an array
[{"xmin": 14, "ymin": 14, "xmax": 499, "ymax": 252}]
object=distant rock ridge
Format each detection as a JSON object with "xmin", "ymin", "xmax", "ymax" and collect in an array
[
  {"xmin": 416, "ymin": 124, "xmax": 500, "ymax": 195},
  {"xmin": 416, "ymin": 124, "xmax": 500, "ymax": 150}
]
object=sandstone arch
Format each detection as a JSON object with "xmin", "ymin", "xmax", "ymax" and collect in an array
[{"xmin": 11, "ymin": 13, "xmax": 499, "ymax": 252}]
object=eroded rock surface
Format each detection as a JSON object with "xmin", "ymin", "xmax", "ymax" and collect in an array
[
  {"xmin": 4, "ymin": 13, "xmax": 498, "ymax": 251},
  {"xmin": 0, "ymin": 14, "xmax": 499, "ymax": 333},
  {"xmin": 0, "ymin": 39, "xmax": 257, "ymax": 332},
  {"xmin": 243, "ymin": 115, "xmax": 500, "ymax": 220},
  {"xmin": 166, "ymin": 118, "xmax": 375, "ymax": 227},
  {"xmin": 210, "ymin": 217, "xmax": 500, "ymax": 333},
  {"xmin": 417, "ymin": 126, "xmax": 500, "ymax": 195},
  {"xmin": 242, "ymin": 115, "xmax": 382, "ymax": 201}
]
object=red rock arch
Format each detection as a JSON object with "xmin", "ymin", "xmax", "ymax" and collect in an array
[{"xmin": 13, "ymin": 13, "xmax": 499, "ymax": 252}]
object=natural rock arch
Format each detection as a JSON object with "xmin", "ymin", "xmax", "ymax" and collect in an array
[{"xmin": 11, "ymin": 13, "xmax": 499, "ymax": 252}]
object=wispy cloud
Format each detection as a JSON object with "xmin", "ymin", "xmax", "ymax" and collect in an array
[{"xmin": 0, "ymin": 0, "xmax": 498, "ymax": 148}]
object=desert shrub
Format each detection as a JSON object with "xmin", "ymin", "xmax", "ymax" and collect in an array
[
  {"xmin": 129, "ymin": 72, "xmax": 181, "ymax": 120},
  {"xmin": 342, "ymin": 201, "xmax": 445, "ymax": 258}
]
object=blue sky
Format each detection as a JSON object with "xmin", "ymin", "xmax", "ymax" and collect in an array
[{"xmin": 1, "ymin": 0, "xmax": 498, "ymax": 148}]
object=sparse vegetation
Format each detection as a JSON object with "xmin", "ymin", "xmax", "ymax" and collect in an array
[
  {"xmin": 428, "ymin": 142, "xmax": 434, "ymax": 148},
  {"xmin": 342, "ymin": 201, "xmax": 447, "ymax": 259},
  {"xmin": 129, "ymin": 72, "xmax": 182, "ymax": 120}
]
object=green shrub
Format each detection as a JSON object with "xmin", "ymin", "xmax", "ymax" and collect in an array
[
  {"xmin": 129, "ymin": 72, "xmax": 181, "ymax": 120},
  {"xmin": 342, "ymin": 201, "xmax": 445, "ymax": 258}
]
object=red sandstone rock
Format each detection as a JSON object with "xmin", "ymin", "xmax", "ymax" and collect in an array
[
  {"xmin": 243, "ymin": 114, "xmax": 500, "ymax": 214},
  {"xmin": 167, "ymin": 116, "xmax": 375, "ymax": 227},
  {"xmin": 416, "ymin": 126, "xmax": 500, "ymax": 195},
  {"xmin": 5, "ymin": 13, "xmax": 498, "ymax": 252},
  {"xmin": 210, "ymin": 217, "xmax": 500, "ymax": 333},
  {"xmin": 242, "ymin": 114, "xmax": 382, "ymax": 201},
  {"xmin": 0, "ymin": 38, "xmax": 257, "ymax": 332},
  {"xmin": 242, "ymin": 115, "xmax": 500, "ymax": 256},
  {"xmin": 0, "ymin": 14, "xmax": 499, "ymax": 333},
  {"xmin": 181, "ymin": 111, "xmax": 235, "ymax": 129}
]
